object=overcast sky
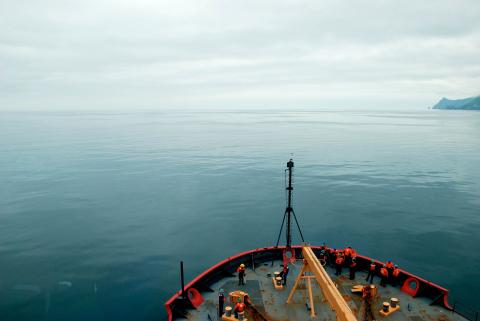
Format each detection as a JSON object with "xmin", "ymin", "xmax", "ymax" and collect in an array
[{"xmin": 1, "ymin": 0, "xmax": 479, "ymax": 111}]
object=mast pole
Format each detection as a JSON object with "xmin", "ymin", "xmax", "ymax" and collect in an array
[
  {"xmin": 286, "ymin": 159, "xmax": 294, "ymax": 248},
  {"xmin": 275, "ymin": 158, "xmax": 304, "ymax": 250}
]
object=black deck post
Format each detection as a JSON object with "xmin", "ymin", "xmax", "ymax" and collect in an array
[{"xmin": 181, "ymin": 261, "xmax": 186, "ymax": 298}]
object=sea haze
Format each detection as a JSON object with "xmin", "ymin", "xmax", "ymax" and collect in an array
[{"xmin": 0, "ymin": 110, "xmax": 479, "ymax": 320}]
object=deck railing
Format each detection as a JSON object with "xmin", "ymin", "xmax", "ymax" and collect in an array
[{"xmin": 165, "ymin": 246, "xmax": 480, "ymax": 321}]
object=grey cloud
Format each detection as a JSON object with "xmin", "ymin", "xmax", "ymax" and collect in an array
[{"xmin": 0, "ymin": 0, "xmax": 479, "ymax": 110}]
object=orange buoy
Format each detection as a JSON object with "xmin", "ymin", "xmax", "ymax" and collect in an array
[{"xmin": 401, "ymin": 277, "xmax": 420, "ymax": 297}]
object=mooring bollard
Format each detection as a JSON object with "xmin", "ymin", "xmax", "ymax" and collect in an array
[
  {"xmin": 391, "ymin": 298, "xmax": 399, "ymax": 308},
  {"xmin": 225, "ymin": 306, "xmax": 232, "ymax": 317},
  {"xmin": 383, "ymin": 302, "xmax": 390, "ymax": 313},
  {"xmin": 238, "ymin": 311, "xmax": 245, "ymax": 320}
]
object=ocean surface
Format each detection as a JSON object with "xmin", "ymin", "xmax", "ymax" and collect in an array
[{"xmin": 0, "ymin": 110, "xmax": 479, "ymax": 321}]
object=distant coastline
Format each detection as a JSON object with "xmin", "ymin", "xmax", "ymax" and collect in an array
[{"xmin": 433, "ymin": 96, "xmax": 480, "ymax": 110}]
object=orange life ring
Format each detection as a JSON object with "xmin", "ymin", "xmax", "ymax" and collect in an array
[
  {"xmin": 187, "ymin": 288, "xmax": 204, "ymax": 308},
  {"xmin": 283, "ymin": 248, "xmax": 296, "ymax": 264},
  {"xmin": 401, "ymin": 277, "xmax": 420, "ymax": 297}
]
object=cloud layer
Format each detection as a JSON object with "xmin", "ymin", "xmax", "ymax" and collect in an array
[{"xmin": 1, "ymin": 0, "xmax": 479, "ymax": 110}]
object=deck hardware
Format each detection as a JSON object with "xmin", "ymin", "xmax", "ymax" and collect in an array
[
  {"xmin": 287, "ymin": 246, "xmax": 357, "ymax": 321},
  {"xmin": 181, "ymin": 261, "xmax": 185, "ymax": 298}
]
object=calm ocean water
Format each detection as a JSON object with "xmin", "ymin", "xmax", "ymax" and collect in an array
[{"xmin": 0, "ymin": 110, "xmax": 479, "ymax": 320}]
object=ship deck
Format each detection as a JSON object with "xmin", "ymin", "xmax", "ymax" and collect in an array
[{"xmin": 185, "ymin": 260, "xmax": 464, "ymax": 321}]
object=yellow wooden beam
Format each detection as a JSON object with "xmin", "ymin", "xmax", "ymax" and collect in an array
[
  {"xmin": 302, "ymin": 246, "xmax": 357, "ymax": 321},
  {"xmin": 286, "ymin": 263, "xmax": 307, "ymax": 304},
  {"xmin": 306, "ymin": 276, "xmax": 315, "ymax": 317}
]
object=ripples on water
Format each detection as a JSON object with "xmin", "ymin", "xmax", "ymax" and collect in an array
[{"xmin": 0, "ymin": 110, "xmax": 479, "ymax": 320}]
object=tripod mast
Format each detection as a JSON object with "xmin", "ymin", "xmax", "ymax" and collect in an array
[{"xmin": 275, "ymin": 159, "xmax": 305, "ymax": 249}]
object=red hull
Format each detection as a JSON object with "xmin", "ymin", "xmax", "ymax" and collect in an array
[{"xmin": 165, "ymin": 245, "xmax": 452, "ymax": 321}]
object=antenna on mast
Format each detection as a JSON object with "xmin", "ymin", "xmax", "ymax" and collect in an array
[{"xmin": 275, "ymin": 159, "xmax": 305, "ymax": 249}]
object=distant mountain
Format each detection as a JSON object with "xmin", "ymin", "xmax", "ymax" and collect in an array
[{"xmin": 433, "ymin": 96, "xmax": 480, "ymax": 110}]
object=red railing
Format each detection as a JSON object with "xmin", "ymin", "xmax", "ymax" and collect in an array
[{"xmin": 165, "ymin": 245, "xmax": 454, "ymax": 321}]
